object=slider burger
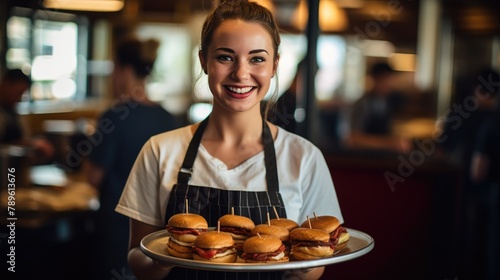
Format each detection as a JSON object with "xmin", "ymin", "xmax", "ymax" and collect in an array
[
  {"xmin": 192, "ymin": 231, "xmax": 237, "ymax": 263},
  {"xmin": 241, "ymin": 235, "xmax": 289, "ymax": 263},
  {"xmin": 289, "ymin": 228, "xmax": 334, "ymax": 260},
  {"xmin": 267, "ymin": 218, "xmax": 299, "ymax": 231},
  {"xmin": 218, "ymin": 214, "xmax": 255, "ymax": 252},
  {"xmin": 165, "ymin": 213, "xmax": 208, "ymax": 259},
  {"xmin": 250, "ymin": 224, "xmax": 290, "ymax": 255},
  {"xmin": 300, "ymin": 215, "xmax": 350, "ymax": 251}
]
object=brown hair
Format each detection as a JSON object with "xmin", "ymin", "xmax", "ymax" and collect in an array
[
  {"xmin": 199, "ymin": 0, "xmax": 281, "ymax": 118},
  {"xmin": 115, "ymin": 38, "xmax": 160, "ymax": 79}
]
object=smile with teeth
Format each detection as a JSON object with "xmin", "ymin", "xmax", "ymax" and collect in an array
[{"xmin": 227, "ymin": 86, "xmax": 253, "ymax": 94}]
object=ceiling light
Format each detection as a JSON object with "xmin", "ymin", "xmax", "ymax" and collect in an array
[
  {"xmin": 43, "ymin": 0, "xmax": 124, "ymax": 12},
  {"xmin": 293, "ymin": 0, "xmax": 349, "ymax": 32},
  {"xmin": 389, "ymin": 53, "xmax": 416, "ymax": 72}
]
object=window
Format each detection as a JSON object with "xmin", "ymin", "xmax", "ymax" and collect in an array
[
  {"xmin": 6, "ymin": 8, "xmax": 88, "ymax": 112},
  {"xmin": 135, "ymin": 23, "xmax": 191, "ymax": 115}
]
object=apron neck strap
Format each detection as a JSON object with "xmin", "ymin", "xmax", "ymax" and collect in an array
[
  {"xmin": 262, "ymin": 119, "xmax": 279, "ymax": 197},
  {"xmin": 177, "ymin": 115, "xmax": 280, "ymax": 200},
  {"xmin": 176, "ymin": 116, "xmax": 209, "ymax": 186}
]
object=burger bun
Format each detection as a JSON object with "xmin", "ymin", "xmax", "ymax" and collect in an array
[
  {"xmin": 289, "ymin": 228, "xmax": 331, "ymax": 243},
  {"xmin": 218, "ymin": 214, "xmax": 255, "ymax": 230},
  {"xmin": 268, "ymin": 218, "xmax": 299, "ymax": 231},
  {"xmin": 167, "ymin": 213, "xmax": 208, "ymax": 229},
  {"xmin": 243, "ymin": 235, "xmax": 283, "ymax": 254},
  {"xmin": 165, "ymin": 238, "xmax": 193, "ymax": 259},
  {"xmin": 300, "ymin": 216, "xmax": 340, "ymax": 233},
  {"xmin": 194, "ymin": 231, "xmax": 234, "ymax": 249},
  {"xmin": 251, "ymin": 224, "xmax": 289, "ymax": 241}
]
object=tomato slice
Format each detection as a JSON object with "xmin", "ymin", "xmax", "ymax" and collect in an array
[{"xmin": 194, "ymin": 247, "xmax": 217, "ymax": 259}]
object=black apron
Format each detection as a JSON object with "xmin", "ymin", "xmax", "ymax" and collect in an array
[{"xmin": 164, "ymin": 116, "xmax": 287, "ymax": 279}]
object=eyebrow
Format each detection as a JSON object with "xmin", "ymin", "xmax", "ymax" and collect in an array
[{"xmin": 215, "ymin": 47, "xmax": 269, "ymax": 55}]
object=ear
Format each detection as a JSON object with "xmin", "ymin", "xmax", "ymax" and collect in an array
[
  {"xmin": 198, "ymin": 50, "xmax": 207, "ymax": 74},
  {"xmin": 272, "ymin": 56, "xmax": 280, "ymax": 77}
]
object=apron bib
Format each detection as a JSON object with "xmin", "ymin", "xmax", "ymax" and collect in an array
[{"xmin": 164, "ymin": 116, "xmax": 287, "ymax": 279}]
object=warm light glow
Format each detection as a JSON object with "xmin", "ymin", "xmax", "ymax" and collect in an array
[
  {"xmin": 336, "ymin": 0, "xmax": 365, "ymax": 9},
  {"xmin": 251, "ymin": 0, "xmax": 275, "ymax": 15},
  {"xmin": 293, "ymin": 0, "xmax": 308, "ymax": 31},
  {"xmin": 362, "ymin": 40, "xmax": 395, "ymax": 57},
  {"xmin": 293, "ymin": 0, "xmax": 349, "ymax": 32},
  {"xmin": 43, "ymin": 0, "xmax": 124, "ymax": 12},
  {"xmin": 389, "ymin": 53, "xmax": 416, "ymax": 72},
  {"xmin": 320, "ymin": 0, "xmax": 348, "ymax": 31}
]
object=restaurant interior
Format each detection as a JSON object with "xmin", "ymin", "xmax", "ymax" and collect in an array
[{"xmin": 1, "ymin": 0, "xmax": 500, "ymax": 279}]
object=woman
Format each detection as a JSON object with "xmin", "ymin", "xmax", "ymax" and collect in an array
[
  {"xmin": 116, "ymin": 1, "xmax": 343, "ymax": 279},
  {"xmin": 86, "ymin": 37, "xmax": 179, "ymax": 279}
]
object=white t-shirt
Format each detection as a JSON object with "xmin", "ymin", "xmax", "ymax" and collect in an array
[{"xmin": 115, "ymin": 124, "xmax": 344, "ymax": 227}]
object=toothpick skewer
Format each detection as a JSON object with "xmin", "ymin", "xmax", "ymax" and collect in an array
[
  {"xmin": 257, "ymin": 233, "xmax": 261, "ymax": 238},
  {"xmin": 217, "ymin": 221, "xmax": 220, "ymax": 233},
  {"xmin": 313, "ymin": 212, "xmax": 318, "ymax": 220},
  {"xmin": 185, "ymin": 199, "xmax": 189, "ymax": 214},
  {"xmin": 273, "ymin": 206, "xmax": 280, "ymax": 220},
  {"xmin": 267, "ymin": 212, "xmax": 271, "ymax": 226},
  {"xmin": 231, "ymin": 207, "xmax": 234, "ymax": 215},
  {"xmin": 307, "ymin": 215, "xmax": 312, "ymax": 229}
]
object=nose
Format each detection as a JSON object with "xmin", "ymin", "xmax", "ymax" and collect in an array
[{"xmin": 232, "ymin": 61, "xmax": 250, "ymax": 80}]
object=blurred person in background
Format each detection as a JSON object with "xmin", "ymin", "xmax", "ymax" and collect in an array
[
  {"xmin": 0, "ymin": 68, "xmax": 54, "ymax": 162},
  {"xmin": 437, "ymin": 67, "xmax": 500, "ymax": 279},
  {"xmin": 84, "ymin": 37, "xmax": 179, "ymax": 279},
  {"xmin": 344, "ymin": 62, "xmax": 410, "ymax": 153},
  {"xmin": 470, "ymin": 71, "xmax": 500, "ymax": 280},
  {"xmin": 272, "ymin": 58, "xmax": 308, "ymax": 133}
]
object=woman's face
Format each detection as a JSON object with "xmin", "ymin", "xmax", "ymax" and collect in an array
[{"xmin": 200, "ymin": 19, "xmax": 277, "ymax": 114}]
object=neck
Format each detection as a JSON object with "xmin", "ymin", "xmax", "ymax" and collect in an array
[
  {"xmin": 119, "ymin": 81, "xmax": 153, "ymax": 105},
  {"xmin": 205, "ymin": 110, "xmax": 263, "ymax": 145}
]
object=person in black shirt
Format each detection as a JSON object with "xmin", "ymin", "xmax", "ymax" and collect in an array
[
  {"xmin": 85, "ymin": 38, "xmax": 179, "ymax": 279},
  {"xmin": 471, "ymin": 88, "xmax": 500, "ymax": 280},
  {"xmin": 345, "ymin": 62, "xmax": 410, "ymax": 152}
]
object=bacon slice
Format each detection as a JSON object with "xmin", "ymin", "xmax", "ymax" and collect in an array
[
  {"xmin": 219, "ymin": 226, "xmax": 252, "ymax": 236},
  {"xmin": 330, "ymin": 226, "xmax": 347, "ymax": 245},
  {"xmin": 241, "ymin": 244, "xmax": 285, "ymax": 261},
  {"xmin": 165, "ymin": 225, "xmax": 207, "ymax": 236}
]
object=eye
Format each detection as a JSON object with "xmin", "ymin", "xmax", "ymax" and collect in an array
[
  {"xmin": 216, "ymin": 55, "xmax": 233, "ymax": 62},
  {"xmin": 251, "ymin": 57, "xmax": 265, "ymax": 63}
]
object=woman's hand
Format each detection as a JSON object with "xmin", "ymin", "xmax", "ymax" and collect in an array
[
  {"xmin": 283, "ymin": 266, "xmax": 325, "ymax": 280},
  {"xmin": 152, "ymin": 259, "xmax": 176, "ymax": 270},
  {"xmin": 128, "ymin": 220, "xmax": 174, "ymax": 280}
]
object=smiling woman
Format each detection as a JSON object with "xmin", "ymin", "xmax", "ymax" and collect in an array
[
  {"xmin": 116, "ymin": 1, "xmax": 344, "ymax": 279},
  {"xmin": 199, "ymin": 19, "xmax": 277, "ymax": 118}
]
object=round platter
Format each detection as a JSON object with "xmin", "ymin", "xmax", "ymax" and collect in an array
[{"xmin": 140, "ymin": 228, "xmax": 374, "ymax": 272}]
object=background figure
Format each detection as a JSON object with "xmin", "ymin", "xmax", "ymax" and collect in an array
[
  {"xmin": 438, "ymin": 67, "xmax": 500, "ymax": 279},
  {"xmin": 85, "ymin": 37, "xmax": 179, "ymax": 279},
  {"xmin": 272, "ymin": 58, "xmax": 309, "ymax": 133},
  {"xmin": 0, "ymin": 69, "xmax": 54, "ymax": 161},
  {"xmin": 345, "ymin": 62, "xmax": 410, "ymax": 152},
  {"xmin": 470, "ymin": 74, "xmax": 500, "ymax": 280}
]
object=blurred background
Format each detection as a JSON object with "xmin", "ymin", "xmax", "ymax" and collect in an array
[{"xmin": 0, "ymin": 0, "xmax": 499, "ymax": 279}]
